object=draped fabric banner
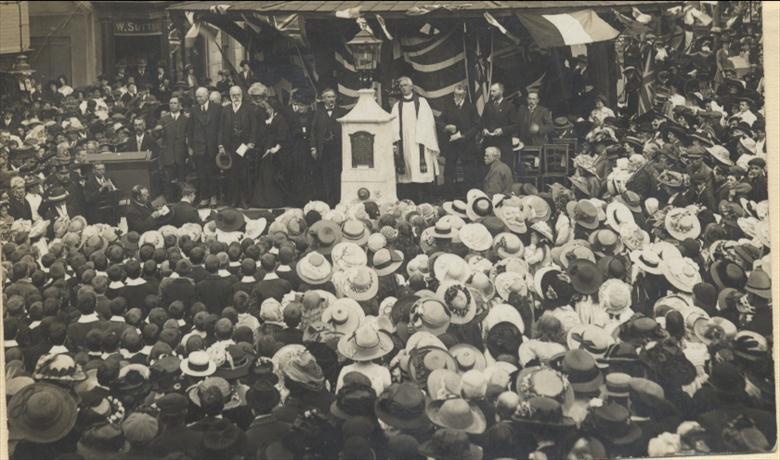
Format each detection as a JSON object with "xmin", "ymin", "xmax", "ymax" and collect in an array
[
  {"xmin": 334, "ymin": 25, "xmax": 467, "ymax": 112},
  {"xmin": 516, "ymin": 9, "xmax": 619, "ymax": 48}
]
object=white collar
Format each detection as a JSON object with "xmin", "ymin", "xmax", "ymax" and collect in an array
[
  {"xmin": 78, "ymin": 312, "xmax": 99, "ymax": 323},
  {"xmin": 29, "ymin": 320, "xmax": 41, "ymax": 329},
  {"xmin": 125, "ymin": 278, "xmax": 146, "ymax": 286},
  {"xmin": 49, "ymin": 344, "xmax": 68, "ymax": 354},
  {"xmin": 229, "ymin": 261, "xmax": 241, "ymax": 267},
  {"xmin": 240, "ymin": 276, "xmax": 256, "ymax": 283},
  {"xmin": 232, "ymin": 102, "xmax": 241, "ymax": 112},
  {"xmin": 110, "ymin": 316, "xmax": 126, "ymax": 322},
  {"xmin": 201, "ymin": 101, "xmax": 209, "ymax": 111},
  {"xmin": 277, "ymin": 265, "xmax": 291, "ymax": 273},
  {"xmin": 140, "ymin": 345, "xmax": 153, "ymax": 355},
  {"xmin": 120, "ymin": 349, "xmax": 140, "ymax": 359},
  {"xmin": 168, "ymin": 272, "xmax": 180, "ymax": 279},
  {"xmin": 5, "ymin": 340, "xmax": 18, "ymax": 347},
  {"xmin": 109, "ymin": 281, "xmax": 125, "ymax": 289},
  {"xmin": 263, "ymin": 272, "xmax": 279, "ymax": 281},
  {"xmin": 218, "ymin": 269, "xmax": 231, "ymax": 277}
]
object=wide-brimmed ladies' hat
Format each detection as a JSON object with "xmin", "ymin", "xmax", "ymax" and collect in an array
[
  {"xmin": 567, "ymin": 324, "xmax": 615, "ymax": 364},
  {"xmin": 599, "ymin": 278, "xmax": 633, "ymax": 314},
  {"xmin": 449, "ymin": 343, "xmax": 487, "ymax": 373},
  {"xmin": 605, "ymin": 201, "xmax": 635, "ymax": 232},
  {"xmin": 410, "ymin": 297, "xmax": 451, "ymax": 336},
  {"xmin": 426, "ymin": 397, "xmax": 487, "ymax": 434},
  {"xmin": 33, "ymin": 353, "xmax": 86, "ymax": 382},
  {"xmin": 331, "ymin": 242, "xmax": 368, "ymax": 272},
  {"xmin": 492, "ymin": 232, "xmax": 524, "ymax": 259},
  {"xmin": 590, "ymin": 402, "xmax": 643, "ymax": 445},
  {"xmin": 630, "ymin": 246, "xmax": 663, "ymax": 275},
  {"xmin": 549, "ymin": 349, "xmax": 603, "ymax": 394},
  {"xmin": 340, "ymin": 266, "xmax": 379, "ymax": 301},
  {"xmin": 588, "ymin": 228, "xmax": 624, "ymax": 256},
  {"xmin": 459, "ymin": 223, "xmax": 493, "ymax": 252},
  {"xmin": 180, "ymin": 350, "xmax": 217, "ymax": 377},
  {"xmin": 495, "ymin": 204, "xmax": 529, "ymax": 234},
  {"xmin": 567, "ymin": 259, "xmax": 604, "ymax": 295},
  {"xmin": 661, "ymin": 257, "xmax": 702, "ymax": 293},
  {"xmin": 433, "ymin": 253, "xmax": 470, "ymax": 283},
  {"xmin": 372, "ymin": 248, "xmax": 404, "ymax": 276},
  {"xmin": 337, "ymin": 323, "xmax": 394, "ymax": 361},
  {"xmin": 436, "ymin": 282, "xmax": 477, "ymax": 325},
  {"xmin": 308, "ymin": 219, "xmax": 343, "ymax": 254},
  {"xmin": 427, "ymin": 368, "xmax": 463, "ymax": 400},
  {"xmin": 282, "ymin": 349, "xmax": 325, "ymax": 391},
  {"xmin": 493, "ymin": 271, "xmax": 526, "ymax": 301},
  {"xmin": 567, "ymin": 199, "xmax": 601, "ymax": 230},
  {"xmin": 296, "ymin": 252, "xmax": 333, "ymax": 285},
  {"xmin": 665, "ymin": 207, "xmax": 701, "ymax": 240},
  {"xmin": 8, "ymin": 382, "xmax": 78, "ymax": 443},
  {"xmin": 322, "ymin": 298, "xmax": 365, "ymax": 336},
  {"xmin": 618, "ymin": 222, "xmax": 650, "ymax": 251}
]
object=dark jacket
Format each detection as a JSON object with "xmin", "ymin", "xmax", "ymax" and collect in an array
[
  {"xmin": 483, "ymin": 159, "xmax": 513, "ymax": 196},
  {"xmin": 187, "ymin": 102, "xmax": 221, "ymax": 158},
  {"xmin": 218, "ymin": 102, "xmax": 256, "ymax": 151},
  {"xmin": 160, "ymin": 276, "xmax": 196, "ymax": 309},
  {"xmin": 480, "ymin": 98, "xmax": 518, "ymax": 155},
  {"xmin": 516, "ymin": 104, "xmax": 554, "ymax": 146},
  {"xmin": 147, "ymin": 423, "xmax": 202, "ymax": 458},
  {"xmin": 243, "ymin": 414, "xmax": 291, "ymax": 459},
  {"xmin": 160, "ymin": 112, "xmax": 189, "ymax": 166},
  {"xmin": 125, "ymin": 201, "xmax": 159, "ymax": 233},
  {"xmin": 251, "ymin": 276, "xmax": 292, "ymax": 302},
  {"xmin": 196, "ymin": 274, "xmax": 235, "ymax": 314},
  {"xmin": 124, "ymin": 131, "xmax": 158, "ymax": 155},
  {"xmin": 437, "ymin": 98, "xmax": 480, "ymax": 149},
  {"xmin": 310, "ymin": 106, "xmax": 346, "ymax": 158},
  {"xmin": 9, "ymin": 196, "xmax": 32, "ymax": 220},
  {"xmin": 169, "ymin": 201, "xmax": 201, "ymax": 227},
  {"xmin": 119, "ymin": 279, "xmax": 158, "ymax": 311}
]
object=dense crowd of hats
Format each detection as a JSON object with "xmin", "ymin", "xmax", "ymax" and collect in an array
[{"xmin": 1, "ymin": 3, "xmax": 775, "ymax": 460}]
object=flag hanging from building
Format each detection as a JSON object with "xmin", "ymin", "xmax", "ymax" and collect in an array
[
  {"xmin": 516, "ymin": 9, "xmax": 619, "ymax": 48},
  {"xmin": 637, "ymin": 47, "xmax": 655, "ymax": 117}
]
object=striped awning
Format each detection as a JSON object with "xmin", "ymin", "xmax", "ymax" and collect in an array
[{"xmin": 516, "ymin": 9, "xmax": 620, "ymax": 48}]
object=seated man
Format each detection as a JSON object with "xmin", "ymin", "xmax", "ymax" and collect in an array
[
  {"xmin": 483, "ymin": 146, "xmax": 513, "ymax": 196},
  {"xmin": 84, "ymin": 162, "xmax": 121, "ymax": 225},
  {"xmin": 125, "ymin": 185, "xmax": 170, "ymax": 233}
]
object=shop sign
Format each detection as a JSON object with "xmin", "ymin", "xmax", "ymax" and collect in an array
[{"xmin": 114, "ymin": 20, "xmax": 162, "ymax": 36}]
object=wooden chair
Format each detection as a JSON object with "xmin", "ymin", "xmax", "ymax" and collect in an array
[
  {"xmin": 543, "ymin": 144, "xmax": 570, "ymax": 175},
  {"xmin": 516, "ymin": 146, "xmax": 543, "ymax": 178}
]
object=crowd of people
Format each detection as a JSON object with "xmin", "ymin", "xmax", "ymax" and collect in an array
[{"xmin": 0, "ymin": 3, "xmax": 775, "ymax": 460}]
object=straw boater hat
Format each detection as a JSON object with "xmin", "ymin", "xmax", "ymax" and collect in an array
[
  {"xmin": 466, "ymin": 189, "xmax": 493, "ymax": 222},
  {"xmin": 449, "ymin": 343, "xmax": 487, "ymax": 373},
  {"xmin": 443, "ymin": 200, "xmax": 469, "ymax": 219},
  {"xmin": 180, "ymin": 350, "xmax": 217, "ymax": 377},
  {"xmin": 629, "ymin": 246, "xmax": 663, "ymax": 275},
  {"xmin": 410, "ymin": 297, "xmax": 451, "ymax": 336},
  {"xmin": 567, "ymin": 324, "xmax": 615, "ymax": 364},
  {"xmin": 341, "ymin": 219, "xmax": 370, "ymax": 246},
  {"xmin": 426, "ymin": 397, "xmax": 487, "ymax": 434},
  {"xmin": 372, "ymin": 248, "xmax": 404, "ymax": 276},
  {"xmin": 322, "ymin": 298, "xmax": 365, "ymax": 335},
  {"xmin": 665, "ymin": 207, "xmax": 701, "ymax": 241},
  {"xmin": 337, "ymin": 323, "xmax": 394, "ymax": 362}
]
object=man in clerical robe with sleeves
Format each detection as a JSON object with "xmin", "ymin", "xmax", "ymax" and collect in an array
[{"xmin": 391, "ymin": 76, "xmax": 440, "ymax": 203}]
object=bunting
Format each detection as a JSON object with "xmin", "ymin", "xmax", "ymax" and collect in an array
[{"xmin": 637, "ymin": 47, "xmax": 655, "ymax": 117}]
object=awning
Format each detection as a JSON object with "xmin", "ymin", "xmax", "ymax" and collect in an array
[{"xmin": 516, "ymin": 9, "xmax": 620, "ymax": 48}]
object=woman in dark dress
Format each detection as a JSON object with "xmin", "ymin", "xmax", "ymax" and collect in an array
[{"xmin": 252, "ymin": 98, "xmax": 288, "ymax": 208}]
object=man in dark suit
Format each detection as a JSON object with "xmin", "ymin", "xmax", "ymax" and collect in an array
[
  {"xmin": 160, "ymin": 96, "xmax": 189, "ymax": 202},
  {"xmin": 437, "ymin": 83, "xmax": 480, "ymax": 196},
  {"xmin": 481, "ymin": 82, "xmax": 518, "ymax": 166},
  {"xmin": 309, "ymin": 88, "xmax": 346, "ymax": 207},
  {"xmin": 243, "ymin": 382, "xmax": 290, "ymax": 458},
  {"xmin": 83, "ymin": 162, "xmax": 121, "ymax": 225},
  {"xmin": 169, "ymin": 184, "xmax": 201, "ymax": 227},
  {"xmin": 119, "ymin": 259, "xmax": 157, "ymax": 311},
  {"xmin": 131, "ymin": 59, "xmax": 153, "ymax": 88},
  {"xmin": 251, "ymin": 254, "xmax": 292, "ymax": 302},
  {"xmin": 66, "ymin": 291, "xmax": 109, "ymax": 351},
  {"xmin": 218, "ymin": 85, "xmax": 256, "ymax": 208},
  {"xmin": 40, "ymin": 185, "xmax": 82, "ymax": 221},
  {"xmin": 188, "ymin": 86, "xmax": 222, "ymax": 206},
  {"xmin": 516, "ymin": 90, "xmax": 554, "ymax": 147},
  {"xmin": 125, "ymin": 185, "xmax": 166, "ymax": 233},
  {"xmin": 126, "ymin": 117, "xmax": 158, "ymax": 154}
]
